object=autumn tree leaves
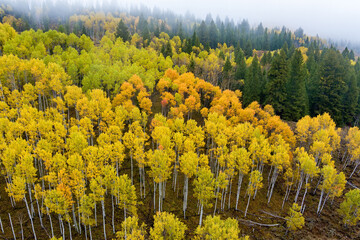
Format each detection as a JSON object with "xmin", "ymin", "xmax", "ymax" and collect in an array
[{"xmin": 0, "ymin": 24, "xmax": 357, "ymax": 238}]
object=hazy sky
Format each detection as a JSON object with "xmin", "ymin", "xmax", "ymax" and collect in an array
[{"xmin": 123, "ymin": 0, "xmax": 359, "ymax": 42}]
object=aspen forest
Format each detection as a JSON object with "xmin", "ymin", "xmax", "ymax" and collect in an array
[{"xmin": 0, "ymin": 1, "xmax": 360, "ymax": 239}]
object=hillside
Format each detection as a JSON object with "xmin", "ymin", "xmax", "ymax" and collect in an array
[{"xmin": 0, "ymin": 4, "xmax": 360, "ymax": 240}]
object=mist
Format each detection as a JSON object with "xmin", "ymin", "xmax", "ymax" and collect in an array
[
  {"xmin": 125, "ymin": 0, "xmax": 359, "ymax": 43},
  {"xmin": 4, "ymin": 0, "xmax": 360, "ymax": 44}
]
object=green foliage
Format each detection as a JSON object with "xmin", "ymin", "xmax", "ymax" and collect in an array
[
  {"xmin": 115, "ymin": 19, "xmax": 130, "ymax": 42},
  {"xmin": 283, "ymin": 49, "xmax": 309, "ymax": 120},
  {"xmin": 265, "ymin": 49, "xmax": 288, "ymax": 115},
  {"xmin": 243, "ymin": 55, "xmax": 262, "ymax": 106}
]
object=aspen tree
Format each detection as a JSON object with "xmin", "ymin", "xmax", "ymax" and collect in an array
[
  {"xmin": 150, "ymin": 211, "xmax": 187, "ymax": 240},
  {"xmin": 244, "ymin": 170, "xmax": 263, "ymax": 217},
  {"xmin": 179, "ymin": 151, "xmax": 198, "ymax": 218},
  {"xmin": 338, "ymin": 189, "xmax": 360, "ymax": 226},
  {"xmin": 194, "ymin": 167, "xmax": 216, "ymax": 226},
  {"xmin": 286, "ymin": 203, "xmax": 305, "ymax": 234}
]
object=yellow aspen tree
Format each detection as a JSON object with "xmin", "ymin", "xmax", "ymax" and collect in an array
[
  {"xmin": 179, "ymin": 151, "xmax": 198, "ymax": 218},
  {"xmin": 116, "ymin": 216, "xmax": 146, "ymax": 240},
  {"xmin": 195, "ymin": 215, "xmax": 244, "ymax": 240},
  {"xmin": 285, "ymin": 203, "xmax": 305, "ymax": 235},
  {"xmin": 194, "ymin": 167, "xmax": 216, "ymax": 226},
  {"xmin": 317, "ymin": 164, "xmax": 346, "ymax": 215},
  {"xmin": 245, "ymin": 170, "xmax": 263, "ymax": 217},
  {"xmin": 147, "ymin": 148, "xmax": 173, "ymax": 212},
  {"xmin": 338, "ymin": 189, "xmax": 360, "ymax": 226},
  {"xmin": 267, "ymin": 136, "xmax": 290, "ymax": 204},
  {"xmin": 150, "ymin": 211, "xmax": 187, "ymax": 240},
  {"xmin": 294, "ymin": 147, "xmax": 319, "ymax": 212},
  {"xmin": 230, "ymin": 147, "xmax": 252, "ymax": 210}
]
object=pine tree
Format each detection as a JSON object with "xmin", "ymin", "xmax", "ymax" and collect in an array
[
  {"xmin": 283, "ymin": 49, "xmax": 308, "ymax": 121},
  {"xmin": 265, "ymin": 49, "xmax": 288, "ymax": 115},
  {"xmin": 115, "ymin": 19, "xmax": 130, "ymax": 42},
  {"xmin": 317, "ymin": 48, "xmax": 346, "ymax": 125},
  {"xmin": 243, "ymin": 55, "xmax": 262, "ymax": 106}
]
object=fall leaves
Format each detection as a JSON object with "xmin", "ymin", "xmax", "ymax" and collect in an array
[{"xmin": 0, "ymin": 46, "xmax": 356, "ymax": 239}]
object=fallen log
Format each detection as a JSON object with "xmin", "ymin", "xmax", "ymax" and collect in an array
[{"xmin": 237, "ymin": 218, "xmax": 280, "ymax": 227}]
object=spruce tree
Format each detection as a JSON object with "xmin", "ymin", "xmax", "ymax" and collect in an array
[
  {"xmin": 342, "ymin": 71, "xmax": 358, "ymax": 125},
  {"xmin": 221, "ymin": 57, "xmax": 232, "ymax": 89},
  {"xmin": 317, "ymin": 48, "xmax": 346, "ymax": 125},
  {"xmin": 234, "ymin": 47, "xmax": 247, "ymax": 81},
  {"xmin": 265, "ymin": 49, "xmax": 288, "ymax": 115},
  {"xmin": 115, "ymin": 19, "xmax": 130, "ymax": 42},
  {"xmin": 243, "ymin": 55, "xmax": 262, "ymax": 106},
  {"xmin": 283, "ymin": 49, "xmax": 308, "ymax": 121},
  {"xmin": 244, "ymin": 40, "xmax": 253, "ymax": 58}
]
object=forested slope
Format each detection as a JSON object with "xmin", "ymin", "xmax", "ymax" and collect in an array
[{"xmin": 0, "ymin": 5, "xmax": 360, "ymax": 240}]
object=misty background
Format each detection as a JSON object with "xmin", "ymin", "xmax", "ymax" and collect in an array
[{"xmin": 3, "ymin": 0, "xmax": 360, "ymax": 47}]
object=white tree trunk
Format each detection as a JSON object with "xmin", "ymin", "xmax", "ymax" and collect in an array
[
  {"xmin": 245, "ymin": 194, "xmax": 251, "ymax": 217},
  {"xmin": 235, "ymin": 173, "xmax": 243, "ymax": 210},
  {"xmin": 24, "ymin": 196, "xmax": 37, "ymax": 240},
  {"xmin": 102, "ymin": 199, "xmax": 107, "ymax": 240}
]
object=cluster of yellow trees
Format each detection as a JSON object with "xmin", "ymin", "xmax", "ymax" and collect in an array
[{"xmin": 0, "ymin": 21, "xmax": 359, "ymax": 239}]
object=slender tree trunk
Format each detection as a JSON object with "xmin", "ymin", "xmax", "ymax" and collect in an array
[
  {"xmin": 68, "ymin": 220, "xmax": 72, "ymax": 240},
  {"xmin": 89, "ymin": 224, "xmax": 93, "ymax": 240},
  {"xmin": 84, "ymin": 223, "xmax": 88, "ymax": 240},
  {"xmin": 94, "ymin": 203, "xmax": 97, "ymax": 225},
  {"xmin": 153, "ymin": 182, "xmax": 156, "ymax": 211},
  {"xmin": 9, "ymin": 213, "xmax": 16, "ymax": 240},
  {"xmin": 213, "ymin": 186, "xmax": 220, "ymax": 215},
  {"xmin": 24, "ymin": 196, "xmax": 37, "ymax": 240},
  {"xmin": 199, "ymin": 203, "xmax": 204, "ymax": 226},
  {"xmin": 112, "ymin": 195, "xmax": 115, "ymax": 233},
  {"xmin": 72, "ymin": 204, "xmax": 78, "ymax": 232},
  {"xmin": 294, "ymin": 173, "xmax": 304, "ymax": 203},
  {"xmin": 183, "ymin": 176, "xmax": 188, "ymax": 219},
  {"xmin": 350, "ymin": 161, "xmax": 360, "ymax": 178},
  {"xmin": 130, "ymin": 155, "xmax": 134, "ymax": 184},
  {"xmin": 78, "ymin": 199, "xmax": 81, "ymax": 234},
  {"xmin": 102, "ymin": 199, "xmax": 107, "ymax": 240},
  {"xmin": 317, "ymin": 188, "xmax": 324, "ymax": 214},
  {"xmin": 228, "ymin": 178, "xmax": 232, "ymax": 209},
  {"xmin": 236, "ymin": 173, "xmax": 243, "ymax": 210},
  {"xmin": 0, "ymin": 217, "xmax": 3, "ymax": 233},
  {"xmin": 245, "ymin": 194, "xmax": 251, "ymax": 217},
  {"xmin": 47, "ymin": 206, "xmax": 54, "ymax": 238}
]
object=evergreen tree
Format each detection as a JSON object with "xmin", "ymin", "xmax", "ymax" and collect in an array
[
  {"xmin": 244, "ymin": 40, "xmax": 253, "ymax": 58},
  {"xmin": 243, "ymin": 55, "xmax": 262, "ymax": 106},
  {"xmin": 234, "ymin": 47, "xmax": 247, "ymax": 85},
  {"xmin": 162, "ymin": 41, "xmax": 173, "ymax": 58},
  {"xmin": 342, "ymin": 70, "xmax": 358, "ymax": 125},
  {"xmin": 349, "ymin": 50, "xmax": 355, "ymax": 61},
  {"xmin": 342, "ymin": 47, "xmax": 350, "ymax": 59},
  {"xmin": 317, "ymin": 48, "xmax": 346, "ymax": 125},
  {"xmin": 221, "ymin": 57, "xmax": 232, "ymax": 89},
  {"xmin": 265, "ymin": 49, "xmax": 288, "ymax": 115},
  {"xmin": 115, "ymin": 19, "xmax": 130, "ymax": 42},
  {"xmin": 306, "ymin": 50, "xmax": 321, "ymax": 115},
  {"xmin": 283, "ymin": 49, "xmax": 308, "ymax": 120},
  {"xmin": 198, "ymin": 21, "xmax": 208, "ymax": 45},
  {"xmin": 208, "ymin": 20, "xmax": 219, "ymax": 49}
]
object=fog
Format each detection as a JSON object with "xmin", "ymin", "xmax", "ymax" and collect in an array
[
  {"xmin": 124, "ymin": 0, "xmax": 359, "ymax": 43},
  {"xmin": 4, "ymin": 0, "xmax": 360, "ymax": 43}
]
